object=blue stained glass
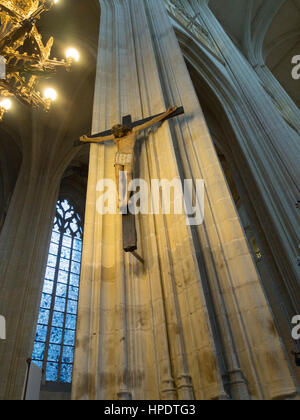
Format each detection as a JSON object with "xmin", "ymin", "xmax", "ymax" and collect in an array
[
  {"xmin": 32, "ymin": 361, "xmax": 43, "ymax": 369},
  {"xmin": 69, "ymin": 273, "xmax": 79, "ymax": 287},
  {"xmin": 57, "ymin": 207, "xmax": 64, "ymax": 217},
  {"xmin": 38, "ymin": 309, "xmax": 50, "ymax": 325},
  {"xmin": 46, "ymin": 362, "xmax": 58, "ymax": 382},
  {"xmin": 52, "ymin": 312, "xmax": 64, "ymax": 328},
  {"xmin": 45, "ymin": 267, "xmax": 55, "ymax": 280},
  {"xmin": 65, "ymin": 211, "xmax": 73, "ymax": 219},
  {"xmin": 70, "ymin": 222, "xmax": 77, "ymax": 233},
  {"xmin": 32, "ymin": 199, "xmax": 83, "ymax": 384},
  {"xmin": 67, "ymin": 300, "xmax": 77, "ymax": 315},
  {"xmin": 61, "ymin": 200, "xmax": 70, "ymax": 211},
  {"xmin": 47, "ymin": 254, "xmax": 57, "ymax": 268},
  {"xmin": 65, "ymin": 314, "xmax": 77, "ymax": 330},
  {"xmin": 71, "ymin": 261, "xmax": 80, "ymax": 275},
  {"xmin": 53, "ymin": 222, "xmax": 59, "ymax": 232},
  {"xmin": 49, "ymin": 242, "xmax": 59, "ymax": 255},
  {"xmin": 50, "ymin": 327, "xmax": 63, "ymax": 344},
  {"xmin": 41, "ymin": 293, "xmax": 52, "ymax": 309},
  {"xmin": 58, "ymin": 270, "xmax": 68, "ymax": 284},
  {"xmin": 62, "ymin": 346, "xmax": 74, "ymax": 364},
  {"xmin": 62, "ymin": 235, "xmax": 72, "ymax": 248},
  {"xmin": 35, "ymin": 324, "xmax": 47, "ymax": 342},
  {"xmin": 43, "ymin": 280, "xmax": 53, "ymax": 294},
  {"xmin": 72, "ymin": 250, "xmax": 81, "ymax": 263},
  {"xmin": 56, "ymin": 283, "xmax": 67, "ymax": 298},
  {"xmin": 51, "ymin": 232, "xmax": 60, "ymax": 244},
  {"xmin": 64, "ymin": 329, "xmax": 75, "ymax": 346},
  {"xmin": 60, "ymin": 364, "xmax": 73, "ymax": 383},
  {"xmin": 48, "ymin": 344, "xmax": 61, "ymax": 362},
  {"xmin": 73, "ymin": 239, "xmax": 82, "ymax": 251},
  {"xmin": 54, "ymin": 297, "xmax": 66, "ymax": 312},
  {"xmin": 68, "ymin": 286, "xmax": 79, "ymax": 301},
  {"xmin": 32, "ymin": 342, "xmax": 45, "ymax": 360},
  {"xmin": 61, "ymin": 246, "xmax": 71, "ymax": 259},
  {"xmin": 59, "ymin": 258, "xmax": 70, "ymax": 272}
]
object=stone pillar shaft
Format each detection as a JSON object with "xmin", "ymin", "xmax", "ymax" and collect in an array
[
  {"xmin": 186, "ymin": 0, "xmax": 300, "ymax": 313},
  {"xmin": 254, "ymin": 64, "xmax": 300, "ymax": 134},
  {"xmin": 72, "ymin": 0, "xmax": 298, "ymax": 400},
  {"xmin": 0, "ymin": 109, "xmax": 78, "ymax": 399},
  {"xmin": 0, "ymin": 160, "xmax": 59, "ymax": 399}
]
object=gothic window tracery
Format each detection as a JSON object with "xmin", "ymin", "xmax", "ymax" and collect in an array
[{"xmin": 32, "ymin": 199, "xmax": 83, "ymax": 384}]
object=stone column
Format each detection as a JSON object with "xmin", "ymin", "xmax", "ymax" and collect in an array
[
  {"xmin": 253, "ymin": 64, "xmax": 300, "ymax": 135},
  {"xmin": 186, "ymin": 0, "xmax": 300, "ymax": 315},
  {"xmin": 0, "ymin": 114, "xmax": 77, "ymax": 400},
  {"xmin": 0, "ymin": 171, "xmax": 57, "ymax": 399},
  {"xmin": 244, "ymin": 0, "xmax": 300, "ymax": 135},
  {"xmin": 72, "ymin": 0, "xmax": 298, "ymax": 400}
]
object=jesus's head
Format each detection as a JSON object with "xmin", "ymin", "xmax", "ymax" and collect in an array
[{"xmin": 112, "ymin": 124, "xmax": 132, "ymax": 138}]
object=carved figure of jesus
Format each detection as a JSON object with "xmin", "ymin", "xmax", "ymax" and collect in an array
[{"xmin": 80, "ymin": 106, "xmax": 178, "ymax": 209}]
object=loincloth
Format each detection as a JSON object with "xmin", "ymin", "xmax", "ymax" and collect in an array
[{"xmin": 115, "ymin": 152, "xmax": 133, "ymax": 166}]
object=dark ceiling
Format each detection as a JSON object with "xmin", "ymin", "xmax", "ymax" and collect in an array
[{"xmin": 0, "ymin": 0, "xmax": 100, "ymax": 206}]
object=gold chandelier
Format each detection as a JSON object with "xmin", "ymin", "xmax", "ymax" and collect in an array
[{"xmin": 0, "ymin": 0, "xmax": 79, "ymax": 121}]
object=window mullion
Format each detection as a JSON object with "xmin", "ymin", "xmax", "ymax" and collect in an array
[
  {"xmin": 42, "ymin": 226, "xmax": 64, "ymax": 375},
  {"xmin": 33, "ymin": 200, "xmax": 83, "ymax": 384},
  {"xmin": 57, "ymin": 233, "xmax": 74, "ymax": 382}
]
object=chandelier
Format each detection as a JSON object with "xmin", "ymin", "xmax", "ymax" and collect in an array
[{"xmin": 0, "ymin": 0, "xmax": 79, "ymax": 121}]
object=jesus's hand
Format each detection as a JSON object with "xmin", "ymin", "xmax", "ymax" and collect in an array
[
  {"xmin": 168, "ymin": 106, "xmax": 178, "ymax": 114},
  {"xmin": 80, "ymin": 135, "xmax": 89, "ymax": 142}
]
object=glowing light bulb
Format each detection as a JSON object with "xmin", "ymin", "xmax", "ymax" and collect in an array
[
  {"xmin": 0, "ymin": 98, "xmax": 12, "ymax": 110},
  {"xmin": 66, "ymin": 48, "xmax": 80, "ymax": 62},
  {"xmin": 44, "ymin": 88, "xmax": 57, "ymax": 101},
  {"xmin": 54, "ymin": 0, "xmax": 59, "ymax": 4}
]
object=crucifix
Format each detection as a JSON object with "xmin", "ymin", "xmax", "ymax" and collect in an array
[{"xmin": 77, "ymin": 106, "xmax": 185, "ymax": 263}]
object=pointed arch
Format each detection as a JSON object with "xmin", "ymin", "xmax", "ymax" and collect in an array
[{"xmin": 32, "ymin": 199, "xmax": 83, "ymax": 384}]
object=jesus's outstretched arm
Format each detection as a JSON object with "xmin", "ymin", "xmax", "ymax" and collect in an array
[
  {"xmin": 80, "ymin": 133, "xmax": 115, "ymax": 144},
  {"xmin": 133, "ymin": 106, "xmax": 178, "ymax": 133}
]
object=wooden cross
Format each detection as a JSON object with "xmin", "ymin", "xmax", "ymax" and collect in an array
[
  {"xmin": 86, "ymin": 107, "xmax": 184, "ymax": 140},
  {"xmin": 77, "ymin": 107, "xmax": 185, "ymax": 263}
]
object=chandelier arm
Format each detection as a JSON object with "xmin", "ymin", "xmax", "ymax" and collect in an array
[
  {"xmin": 30, "ymin": 26, "xmax": 52, "ymax": 60},
  {"xmin": 0, "ymin": 4, "xmax": 22, "ymax": 21},
  {"xmin": 0, "ymin": 0, "xmax": 78, "ymax": 120},
  {"xmin": 0, "ymin": 73, "xmax": 48, "ymax": 110},
  {"xmin": 0, "ymin": 18, "xmax": 35, "ymax": 52},
  {"xmin": 27, "ymin": 0, "xmax": 55, "ymax": 22},
  {"xmin": 0, "ymin": 1, "xmax": 56, "ymax": 53}
]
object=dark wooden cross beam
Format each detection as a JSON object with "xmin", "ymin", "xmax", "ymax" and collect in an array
[
  {"xmin": 120, "ymin": 108, "xmax": 184, "ymax": 263},
  {"xmin": 120, "ymin": 114, "xmax": 139, "ymax": 260},
  {"xmin": 79, "ymin": 107, "xmax": 185, "ymax": 263},
  {"xmin": 87, "ymin": 107, "xmax": 184, "ymax": 139}
]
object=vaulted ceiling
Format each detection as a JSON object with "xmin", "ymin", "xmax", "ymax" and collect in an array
[
  {"xmin": 264, "ymin": 0, "xmax": 300, "ymax": 109},
  {"xmin": 209, "ymin": 0, "xmax": 300, "ymax": 108},
  {"xmin": 0, "ymin": 0, "xmax": 298, "ymax": 220}
]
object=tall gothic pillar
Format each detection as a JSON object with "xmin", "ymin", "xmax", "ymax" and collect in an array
[
  {"xmin": 253, "ymin": 63, "xmax": 300, "ymax": 135},
  {"xmin": 72, "ymin": 0, "xmax": 298, "ymax": 400},
  {"xmin": 186, "ymin": 0, "xmax": 300, "ymax": 315},
  {"xmin": 0, "ymin": 114, "xmax": 76, "ymax": 400}
]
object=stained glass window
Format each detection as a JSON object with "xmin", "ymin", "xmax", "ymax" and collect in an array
[{"xmin": 32, "ymin": 199, "xmax": 83, "ymax": 384}]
